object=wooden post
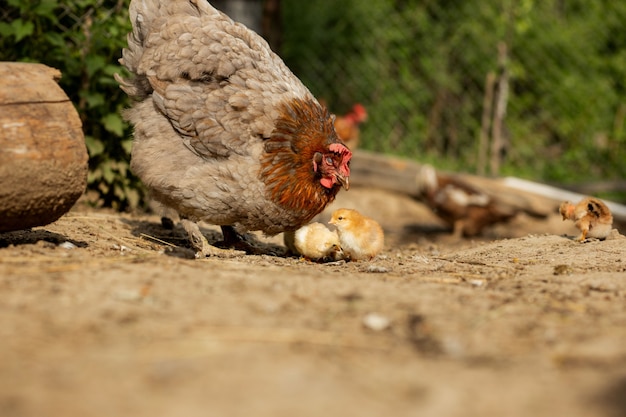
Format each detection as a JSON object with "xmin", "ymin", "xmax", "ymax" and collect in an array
[
  {"xmin": 478, "ymin": 71, "xmax": 496, "ymax": 176},
  {"xmin": 490, "ymin": 42, "xmax": 509, "ymax": 177}
]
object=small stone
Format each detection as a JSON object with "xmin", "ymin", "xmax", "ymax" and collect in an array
[
  {"xmin": 59, "ymin": 241, "xmax": 77, "ymax": 249},
  {"xmin": 553, "ymin": 264, "xmax": 572, "ymax": 275},
  {"xmin": 112, "ymin": 244, "xmax": 131, "ymax": 253},
  {"xmin": 362, "ymin": 312, "xmax": 391, "ymax": 331},
  {"xmin": 365, "ymin": 265, "xmax": 391, "ymax": 273}
]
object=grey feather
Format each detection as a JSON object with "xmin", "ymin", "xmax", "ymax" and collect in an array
[{"xmin": 115, "ymin": 0, "xmax": 336, "ymax": 238}]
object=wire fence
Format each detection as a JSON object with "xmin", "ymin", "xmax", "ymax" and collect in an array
[
  {"xmin": 2, "ymin": 0, "xmax": 624, "ymax": 191},
  {"xmin": 280, "ymin": 0, "xmax": 626, "ymax": 184}
]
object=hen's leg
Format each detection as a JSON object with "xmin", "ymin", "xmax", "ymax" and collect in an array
[
  {"xmin": 221, "ymin": 225, "xmax": 244, "ymax": 246},
  {"xmin": 180, "ymin": 219, "xmax": 243, "ymax": 258},
  {"xmin": 161, "ymin": 216, "xmax": 175, "ymax": 230},
  {"xmin": 220, "ymin": 226, "xmax": 276, "ymax": 255}
]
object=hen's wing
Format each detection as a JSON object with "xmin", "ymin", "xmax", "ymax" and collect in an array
[{"xmin": 116, "ymin": 0, "xmax": 311, "ymax": 158}]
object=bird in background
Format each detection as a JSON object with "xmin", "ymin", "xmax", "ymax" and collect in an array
[
  {"xmin": 329, "ymin": 208, "xmax": 384, "ymax": 261},
  {"xmin": 115, "ymin": 0, "xmax": 352, "ymax": 257},
  {"xmin": 415, "ymin": 164, "xmax": 518, "ymax": 238},
  {"xmin": 333, "ymin": 103, "xmax": 368, "ymax": 150},
  {"xmin": 559, "ymin": 197, "xmax": 613, "ymax": 242}
]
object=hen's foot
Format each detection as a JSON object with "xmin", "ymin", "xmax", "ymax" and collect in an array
[
  {"xmin": 218, "ymin": 226, "xmax": 278, "ymax": 255},
  {"xmin": 181, "ymin": 219, "xmax": 244, "ymax": 258}
]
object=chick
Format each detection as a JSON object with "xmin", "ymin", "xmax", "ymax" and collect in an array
[
  {"xmin": 329, "ymin": 208, "xmax": 384, "ymax": 261},
  {"xmin": 559, "ymin": 197, "xmax": 613, "ymax": 242},
  {"xmin": 284, "ymin": 223, "xmax": 344, "ymax": 261}
]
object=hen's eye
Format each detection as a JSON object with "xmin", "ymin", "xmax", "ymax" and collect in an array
[{"xmin": 325, "ymin": 156, "xmax": 333, "ymax": 164}]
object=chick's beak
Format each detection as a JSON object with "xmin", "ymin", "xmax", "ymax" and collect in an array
[{"xmin": 336, "ymin": 173, "xmax": 350, "ymax": 191}]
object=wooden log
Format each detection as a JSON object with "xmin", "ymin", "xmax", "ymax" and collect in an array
[
  {"xmin": 349, "ymin": 150, "xmax": 626, "ymax": 224},
  {"xmin": 349, "ymin": 150, "xmax": 548, "ymax": 216},
  {"xmin": 0, "ymin": 62, "xmax": 88, "ymax": 232}
]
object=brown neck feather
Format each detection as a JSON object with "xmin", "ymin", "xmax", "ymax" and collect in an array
[{"xmin": 260, "ymin": 98, "xmax": 341, "ymax": 221}]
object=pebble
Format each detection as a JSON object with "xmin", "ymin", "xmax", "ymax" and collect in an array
[
  {"xmin": 362, "ymin": 312, "xmax": 391, "ymax": 331},
  {"xmin": 59, "ymin": 241, "xmax": 77, "ymax": 250},
  {"xmin": 365, "ymin": 265, "xmax": 391, "ymax": 273}
]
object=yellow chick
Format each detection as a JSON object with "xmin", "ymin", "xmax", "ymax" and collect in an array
[
  {"xmin": 329, "ymin": 208, "xmax": 384, "ymax": 261},
  {"xmin": 284, "ymin": 223, "xmax": 344, "ymax": 261},
  {"xmin": 559, "ymin": 197, "xmax": 613, "ymax": 242}
]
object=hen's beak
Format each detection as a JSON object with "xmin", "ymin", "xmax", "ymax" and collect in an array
[{"xmin": 336, "ymin": 173, "xmax": 350, "ymax": 191}]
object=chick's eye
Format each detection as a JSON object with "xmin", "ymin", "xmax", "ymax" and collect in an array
[{"xmin": 337, "ymin": 216, "xmax": 343, "ymax": 220}]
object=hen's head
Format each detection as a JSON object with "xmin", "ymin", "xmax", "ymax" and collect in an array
[
  {"xmin": 262, "ymin": 98, "xmax": 352, "ymax": 216},
  {"xmin": 313, "ymin": 143, "xmax": 351, "ymax": 190},
  {"xmin": 351, "ymin": 103, "xmax": 368, "ymax": 124}
]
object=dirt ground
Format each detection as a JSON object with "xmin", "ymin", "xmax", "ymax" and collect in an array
[{"xmin": 1, "ymin": 186, "xmax": 625, "ymax": 417}]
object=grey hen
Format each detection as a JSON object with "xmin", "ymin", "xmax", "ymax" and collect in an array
[{"xmin": 115, "ymin": 0, "xmax": 352, "ymax": 256}]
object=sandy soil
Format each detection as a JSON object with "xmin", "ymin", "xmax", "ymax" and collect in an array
[{"xmin": 1, "ymin": 187, "xmax": 625, "ymax": 417}]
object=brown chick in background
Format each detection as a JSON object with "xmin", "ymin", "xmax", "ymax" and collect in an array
[
  {"xmin": 329, "ymin": 208, "xmax": 384, "ymax": 261},
  {"xmin": 559, "ymin": 197, "xmax": 613, "ymax": 242},
  {"xmin": 284, "ymin": 223, "xmax": 344, "ymax": 262},
  {"xmin": 333, "ymin": 103, "xmax": 368, "ymax": 150},
  {"xmin": 415, "ymin": 164, "xmax": 517, "ymax": 238},
  {"xmin": 115, "ymin": 0, "xmax": 352, "ymax": 257}
]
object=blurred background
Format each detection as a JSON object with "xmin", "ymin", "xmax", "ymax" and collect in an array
[{"xmin": 1, "ymin": 0, "xmax": 625, "ymax": 210}]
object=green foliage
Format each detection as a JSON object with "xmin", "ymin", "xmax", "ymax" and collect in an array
[
  {"xmin": 282, "ymin": 0, "xmax": 626, "ymax": 191},
  {"xmin": 2, "ymin": 0, "xmax": 624, "ymax": 209},
  {"xmin": 0, "ymin": 0, "xmax": 143, "ymax": 210}
]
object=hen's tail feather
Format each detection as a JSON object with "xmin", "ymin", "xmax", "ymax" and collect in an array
[{"xmin": 115, "ymin": 0, "xmax": 223, "ymax": 98}]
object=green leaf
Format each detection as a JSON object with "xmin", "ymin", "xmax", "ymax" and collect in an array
[
  {"xmin": 0, "ymin": 22, "xmax": 12, "ymax": 37},
  {"xmin": 44, "ymin": 32, "xmax": 65, "ymax": 48},
  {"xmin": 85, "ymin": 54, "xmax": 106, "ymax": 78},
  {"xmin": 101, "ymin": 162, "xmax": 115, "ymax": 184},
  {"xmin": 85, "ymin": 135, "xmax": 105, "ymax": 157},
  {"xmin": 113, "ymin": 184, "xmax": 127, "ymax": 202},
  {"xmin": 98, "ymin": 181, "xmax": 110, "ymax": 194},
  {"xmin": 101, "ymin": 113, "xmax": 124, "ymax": 137},
  {"xmin": 125, "ymin": 187, "xmax": 141, "ymax": 209},
  {"xmin": 85, "ymin": 92, "xmax": 105, "ymax": 109},
  {"xmin": 34, "ymin": 0, "xmax": 59, "ymax": 21},
  {"xmin": 12, "ymin": 19, "xmax": 34, "ymax": 42},
  {"xmin": 102, "ymin": 64, "xmax": 123, "ymax": 76},
  {"xmin": 121, "ymin": 139, "xmax": 133, "ymax": 155}
]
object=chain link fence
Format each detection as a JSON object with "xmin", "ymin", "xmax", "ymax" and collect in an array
[
  {"xmin": 2, "ymin": 0, "xmax": 624, "ymax": 201},
  {"xmin": 280, "ymin": 0, "xmax": 626, "ymax": 185}
]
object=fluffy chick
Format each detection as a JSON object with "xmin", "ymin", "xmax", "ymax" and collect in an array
[
  {"xmin": 559, "ymin": 197, "xmax": 613, "ymax": 242},
  {"xmin": 329, "ymin": 208, "xmax": 384, "ymax": 261},
  {"xmin": 284, "ymin": 223, "xmax": 344, "ymax": 261}
]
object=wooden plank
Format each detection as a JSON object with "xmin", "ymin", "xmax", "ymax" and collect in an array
[{"xmin": 349, "ymin": 150, "xmax": 626, "ymax": 223}]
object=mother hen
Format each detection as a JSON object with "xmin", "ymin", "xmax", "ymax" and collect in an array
[{"xmin": 115, "ymin": 0, "xmax": 352, "ymax": 257}]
